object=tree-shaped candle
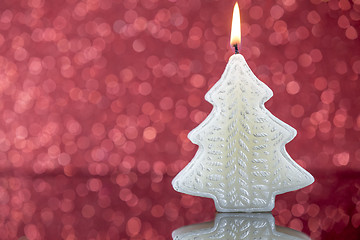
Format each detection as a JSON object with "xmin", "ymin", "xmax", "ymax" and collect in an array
[{"xmin": 172, "ymin": 3, "xmax": 314, "ymax": 212}]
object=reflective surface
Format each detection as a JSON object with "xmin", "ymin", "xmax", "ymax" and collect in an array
[
  {"xmin": 173, "ymin": 213, "xmax": 310, "ymax": 240},
  {"xmin": 1, "ymin": 173, "xmax": 360, "ymax": 239}
]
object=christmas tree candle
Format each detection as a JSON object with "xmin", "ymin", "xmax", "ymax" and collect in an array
[{"xmin": 172, "ymin": 2, "xmax": 314, "ymax": 212}]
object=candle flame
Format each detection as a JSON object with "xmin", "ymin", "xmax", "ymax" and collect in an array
[{"xmin": 230, "ymin": 2, "xmax": 241, "ymax": 48}]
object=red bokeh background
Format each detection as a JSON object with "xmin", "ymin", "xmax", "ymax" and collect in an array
[{"xmin": 0, "ymin": 0, "xmax": 359, "ymax": 239}]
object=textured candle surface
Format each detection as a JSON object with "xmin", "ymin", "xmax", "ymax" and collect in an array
[
  {"xmin": 173, "ymin": 54, "xmax": 314, "ymax": 212},
  {"xmin": 173, "ymin": 213, "xmax": 310, "ymax": 240}
]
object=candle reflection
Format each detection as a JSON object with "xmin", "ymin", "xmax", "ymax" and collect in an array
[{"xmin": 172, "ymin": 213, "xmax": 310, "ymax": 240}]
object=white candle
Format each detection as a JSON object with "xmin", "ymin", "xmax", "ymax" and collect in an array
[
  {"xmin": 172, "ymin": 3, "xmax": 314, "ymax": 212},
  {"xmin": 172, "ymin": 213, "xmax": 311, "ymax": 239}
]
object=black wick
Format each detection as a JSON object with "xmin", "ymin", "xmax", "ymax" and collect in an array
[{"xmin": 233, "ymin": 44, "xmax": 239, "ymax": 54}]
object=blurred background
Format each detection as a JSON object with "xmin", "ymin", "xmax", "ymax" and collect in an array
[{"xmin": 0, "ymin": 0, "xmax": 359, "ymax": 239}]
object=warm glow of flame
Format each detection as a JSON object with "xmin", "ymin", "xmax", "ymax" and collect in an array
[{"xmin": 230, "ymin": 2, "xmax": 241, "ymax": 47}]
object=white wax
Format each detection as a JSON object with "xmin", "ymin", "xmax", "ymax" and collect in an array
[
  {"xmin": 172, "ymin": 213, "xmax": 310, "ymax": 240},
  {"xmin": 172, "ymin": 54, "xmax": 314, "ymax": 212}
]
